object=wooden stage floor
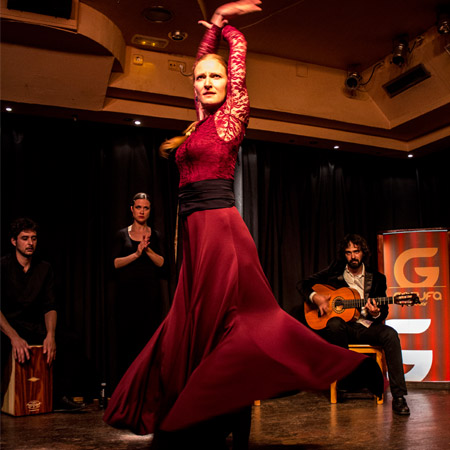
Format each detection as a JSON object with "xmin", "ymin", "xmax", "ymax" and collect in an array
[{"xmin": 1, "ymin": 387, "xmax": 449, "ymax": 449}]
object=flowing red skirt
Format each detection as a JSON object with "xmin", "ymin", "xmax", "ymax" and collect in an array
[{"xmin": 104, "ymin": 207, "xmax": 381, "ymax": 435}]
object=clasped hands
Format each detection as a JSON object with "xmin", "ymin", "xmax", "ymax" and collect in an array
[{"xmin": 136, "ymin": 234, "xmax": 151, "ymax": 257}]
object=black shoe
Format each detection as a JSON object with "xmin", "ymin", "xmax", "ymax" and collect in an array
[
  {"xmin": 53, "ymin": 396, "xmax": 86, "ymax": 412},
  {"xmin": 392, "ymin": 396, "xmax": 410, "ymax": 415}
]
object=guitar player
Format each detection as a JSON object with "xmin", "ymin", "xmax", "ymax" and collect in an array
[{"xmin": 297, "ymin": 233, "xmax": 410, "ymax": 416}]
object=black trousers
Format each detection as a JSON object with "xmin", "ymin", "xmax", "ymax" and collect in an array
[{"xmin": 317, "ymin": 317, "xmax": 407, "ymax": 398}]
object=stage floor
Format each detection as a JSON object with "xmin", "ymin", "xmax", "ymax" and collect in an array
[{"xmin": 1, "ymin": 388, "xmax": 449, "ymax": 449}]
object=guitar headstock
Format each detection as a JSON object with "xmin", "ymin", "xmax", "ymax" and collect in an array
[{"xmin": 393, "ymin": 293, "xmax": 421, "ymax": 306}]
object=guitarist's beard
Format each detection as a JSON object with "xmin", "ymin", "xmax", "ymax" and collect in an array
[{"xmin": 348, "ymin": 259, "xmax": 363, "ymax": 270}]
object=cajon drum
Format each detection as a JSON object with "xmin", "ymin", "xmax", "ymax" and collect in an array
[{"xmin": 1, "ymin": 345, "xmax": 53, "ymax": 416}]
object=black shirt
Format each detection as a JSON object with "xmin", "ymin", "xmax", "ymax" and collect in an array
[{"xmin": 1, "ymin": 253, "xmax": 57, "ymax": 336}]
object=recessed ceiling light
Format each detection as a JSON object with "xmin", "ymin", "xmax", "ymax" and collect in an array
[
  {"xmin": 142, "ymin": 6, "xmax": 172, "ymax": 23},
  {"xmin": 408, "ymin": 154, "xmax": 413, "ymax": 158},
  {"xmin": 169, "ymin": 30, "xmax": 188, "ymax": 41},
  {"xmin": 134, "ymin": 120, "xmax": 142, "ymax": 126},
  {"xmin": 334, "ymin": 145, "xmax": 340, "ymax": 149},
  {"xmin": 5, "ymin": 107, "xmax": 12, "ymax": 112}
]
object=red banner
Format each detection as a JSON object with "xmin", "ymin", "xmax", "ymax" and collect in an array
[{"xmin": 378, "ymin": 228, "xmax": 450, "ymax": 382}]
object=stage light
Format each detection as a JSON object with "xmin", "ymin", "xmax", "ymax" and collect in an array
[
  {"xmin": 169, "ymin": 30, "xmax": 188, "ymax": 41},
  {"xmin": 392, "ymin": 36, "xmax": 409, "ymax": 67},
  {"xmin": 437, "ymin": 10, "xmax": 450, "ymax": 34},
  {"xmin": 345, "ymin": 72, "xmax": 362, "ymax": 90},
  {"xmin": 343, "ymin": 62, "xmax": 384, "ymax": 97}
]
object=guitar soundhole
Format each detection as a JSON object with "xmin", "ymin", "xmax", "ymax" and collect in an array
[{"xmin": 333, "ymin": 297, "xmax": 345, "ymax": 314}]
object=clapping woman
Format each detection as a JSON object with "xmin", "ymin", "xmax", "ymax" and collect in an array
[{"xmin": 111, "ymin": 193, "xmax": 164, "ymax": 387}]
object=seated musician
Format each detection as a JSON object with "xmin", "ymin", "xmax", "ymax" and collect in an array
[
  {"xmin": 297, "ymin": 233, "xmax": 410, "ymax": 415},
  {"xmin": 1, "ymin": 218, "xmax": 87, "ymax": 412}
]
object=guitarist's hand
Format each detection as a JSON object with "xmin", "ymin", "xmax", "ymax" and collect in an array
[
  {"xmin": 365, "ymin": 298, "xmax": 381, "ymax": 317},
  {"xmin": 312, "ymin": 292, "xmax": 331, "ymax": 316}
]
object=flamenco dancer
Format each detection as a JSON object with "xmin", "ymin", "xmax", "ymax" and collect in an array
[{"xmin": 104, "ymin": 1, "xmax": 383, "ymax": 448}]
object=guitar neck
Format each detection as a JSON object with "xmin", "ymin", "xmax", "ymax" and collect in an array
[{"xmin": 342, "ymin": 296, "xmax": 394, "ymax": 309}]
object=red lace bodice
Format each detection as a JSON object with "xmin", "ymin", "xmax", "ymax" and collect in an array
[{"xmin": 175, "ymin": 25, "xmax": 250, "ymax": 188}]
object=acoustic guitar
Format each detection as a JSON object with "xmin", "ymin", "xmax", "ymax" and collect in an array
[{"xmin": 304, "ymin": 284, "xmax": 420, "ymax": 330}]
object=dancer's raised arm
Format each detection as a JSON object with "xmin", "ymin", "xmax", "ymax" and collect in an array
[{"xmin": 195, "ymin": 1, "xmax": 262, "ymax": 131}]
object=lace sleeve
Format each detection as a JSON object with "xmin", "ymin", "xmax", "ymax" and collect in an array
[
  {"xmin": 196, "ymin": 24, "xmax": 222, "ymax": 60},
  {"xmin": 215, "ymin": 25, "xmax": 250, "ymax": 142}
]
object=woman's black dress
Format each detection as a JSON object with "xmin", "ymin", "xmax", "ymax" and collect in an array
[{"xmin": 111, "ymin": 227, "xmax": 165, "ymax": 388}]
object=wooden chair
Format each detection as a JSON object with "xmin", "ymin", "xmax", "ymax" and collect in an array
[
  {"xmin": 330, "ymin": 344, "xmax": 386, "ymax": 404},
  {"xmin": 1, "ymin": 345, "xmax": 53, "ymax": 416}
]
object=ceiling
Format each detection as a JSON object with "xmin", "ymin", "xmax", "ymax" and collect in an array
[
  {"xmin": 1, "ymin": 0, "xmax": 450, "ymax": 156},
  {"xmin": 80, "ymin": 0, "xmax": 445, "ymax": 71}
]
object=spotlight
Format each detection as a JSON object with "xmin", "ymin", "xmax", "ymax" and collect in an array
[
  {"xmin": 345, "ymin": 71, "xmax": 362, "ymax": 90},
  {"xmin": 392, "ymin": 36, "xmax": 409, "ymax": 67},
  {"xmin": 437, "ymin": 10, "xmax": 450, "ymax": 34},
  {"xmin": 343, "ymin": 62, "xmax": 384, "ymax": 96},
  {"xmin": 168, "ymin": 30, "xmax": 188, "ymax": 41}
]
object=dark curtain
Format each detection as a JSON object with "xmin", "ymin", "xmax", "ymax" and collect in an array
[
  {"xmin": 2, "ymin": 112, "xmax": 449, "ymax": 396},
  {"xmin": 241, "ymin": 140, "xmax": 450, "ymax": 314},
  {"xmin": 1, "ymin": 113, "xmax": 180, "ymax": 395}
]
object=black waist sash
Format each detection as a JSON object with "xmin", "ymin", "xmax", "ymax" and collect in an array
[{"xmin": 179, "ymin": 179, "xmax": 235, "ymax": 217}]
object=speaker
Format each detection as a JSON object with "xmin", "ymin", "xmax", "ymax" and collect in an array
[{"xmin": 7, "ymin": 0, "xmax": 72, "ymax": 19}]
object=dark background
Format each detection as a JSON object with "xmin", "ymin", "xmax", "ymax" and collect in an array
[{"xmin": 2, "ymin": 113, "xmax": 449, "ymax": 393}]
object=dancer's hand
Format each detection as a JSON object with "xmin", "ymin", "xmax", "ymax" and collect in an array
[
  {"xmin": 217, "ymin": 0, "xmax": 262, "ymax": 19},
  {"xmin": 201, "ymin": 0, "xmax": 262, "ymax": 28}
]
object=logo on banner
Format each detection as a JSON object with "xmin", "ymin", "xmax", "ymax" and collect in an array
[
  {"xmin": 393, "ymin": 247, "xmax": 442, "ymax": 303},
  {"xmin": 382, "ymin": 229, "xmax": 450, "ymax": 382}
]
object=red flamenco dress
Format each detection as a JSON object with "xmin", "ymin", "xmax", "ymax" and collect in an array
[{"xmin": 104, "ymin": 24, "xmax": 383, "ymax": 435}]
